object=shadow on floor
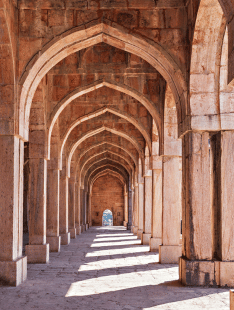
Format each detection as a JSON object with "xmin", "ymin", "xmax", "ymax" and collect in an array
[{"xmin": 0, "ymin": 226, "xmax": 230, "ymax": 310}]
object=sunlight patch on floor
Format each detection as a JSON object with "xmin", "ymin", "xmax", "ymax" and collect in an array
[
  {"xmin": 86, "ymin": 246, "xmax": 150, "ymax": 257},
  {"xmin": 95, "ymin": 226, "xmax": 126, "ymax": 230},
  {"xmin": 78, "ymin": 255, "xmax": 159, "ymax": 271},
  {"xmin": 93, "ymin": 236, "xmax": 138, "ymax": 242},
  {"xmin": 96, "ymin": 233, "xmax": 132, "ymax": 237},
  {"xmin": 90, "ymin": 240, "xmax": 142, "ymax": 247},
  {"xmin": 66, "ymin": 268, "xmax": 178, "ymax": 297}
]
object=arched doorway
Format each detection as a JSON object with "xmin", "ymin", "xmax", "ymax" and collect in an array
[{"xmin": 102, "ymin": 210, "xmax": 113, "ymax": 226}]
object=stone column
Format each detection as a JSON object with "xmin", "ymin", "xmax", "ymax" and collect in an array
[
  {"xmin": 46, "ymin": 168, "xmax": 61, "ymax": 252},
  {"xmin": 26, "ymin": 157, "xmax": 49, "ymax": 263},
  {"xmin": 179, "ymin": 132, "xmax": 213, "ymax": 285},
  {"xmin": 83, "ymin": 190, "xmax": 87, "ymax": 231},
  {"xmin": 68, "ymin": 179, "xmax": 76, "ymax": 238},
  {"xmin": 85, "ymin": 191, "xmax": 89, "ymax": 230},
  {"xmin": 132, "ymin": 184, "xmax": 139, "ymax": 234},
  {"xmin": 159, "ymin": 155, "xmax": 181, "ymax": 263},
  {"xmin": 88, "ymin": 193, "xmax": 92, "ymax": 227},
  {"xmin": 127, "ymin": 186, "xmax": 132, "ymax": 230},
  {"xmin": 150, "ymin": 156, "xmax": 162, "ymax": 251},
  {"xmin": 131, "ymin": 188, "xmax": 134, "ymax": 233},
  {"xmin": 75, "ymin": 182, "xmax": 81, "ymax": 235},
  {"xmin": 123, "ymin": 185, "xmax": 128, "ymax": 227},
  {"xmin": 209, "ymin": 131, "xmax": 234, "ymax": 287},
  {"xmin": 142, "ymin": 170, "xmax": 152, "ymax": 245},
  {"xmin": 137, "ymin": 178, "xmax": 144, "ymax": 240},
  {"xmin": 80, "ymin": 188, "xmax": 84, "ymax": 232},
  {"xmin": 0, "ymin": 136, "xmax": 27, "ymax": 285},
  {"xmin": 59, "ymin": 174, "xmax": 70, "ymax": 245}
]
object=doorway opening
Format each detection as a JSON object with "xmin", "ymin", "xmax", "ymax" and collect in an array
[{"xmin": 102, "ymin": 209, "xmax": 113, "ymax": 226}]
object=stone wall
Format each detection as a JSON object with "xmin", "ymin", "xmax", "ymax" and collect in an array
[{"xmin": 91, "ymin": 175, "xmax": 124, "ymax": 226}]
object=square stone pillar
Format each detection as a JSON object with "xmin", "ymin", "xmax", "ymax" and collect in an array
[
  {"xmin": 179, "ymin": 132, "xmax": 214, "ymax": 285},
  {"xmin": 124, "ymin": 184, "xmax": 128, "ymax": 227},
  {"xmin": 75, "ymin": 183, "xmax": 81, "ymax": 235},
  {"xmin": 0, "ymin": 136, "xmax": 27, "ymax": 285},
  {"xmin": 159, "ymin": 156, "xmax": 181, "ymax": 263},
  {"xmin": 127, "ymin": 185, "xmax": 133, "ymax": 230},
  {"xmin": 83, "ymin": 190, "xmax": 87, "ymax": 227},
  {"xmin": 68, "ymin": 179, "xmax": 76, "ymax": 239},
  {"xmin": 213, "ymin": 131, "xmax": 234, "ymax": 286},
  {"xmin": 88, "ymin": 193, "xmax": 92, "ymax": 227},
  {"xmin": 142, "ymin": 171, "xmax": 152, "ymax": 245},
  {"xmin": 150, "ymin": 156, "xmax": 162, "ymax": 252},
  {"xmin": 132, "ymin": 184, "xmax": 139, "ymax": 235},
  {"xmin": 26, "ymin": 158, "xmax": 49, "ymax": 263},
  {"xmin": 46, "ymin": 168, "xmax": 61, "ymax": 252},
  {"xmin": 137, "ymin": 179, "xmax": 144, "ymax": 240},
  {"xmin": 59, "ymin": 174, "xmax": 70, "ymax": 245}
]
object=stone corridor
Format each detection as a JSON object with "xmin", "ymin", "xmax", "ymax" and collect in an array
[{"xmin": 0, "ymin": 227, "xmax": 229, "ymax": 310}]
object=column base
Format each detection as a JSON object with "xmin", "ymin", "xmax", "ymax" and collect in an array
[
  {"xmin": 150, "ymin": 237, "xmax": 162, "ymax": 252},
  {"xmin": 159, "ymin": 245, "xmax": 181, "ymax": 264},
  {"xmin": 142, "ymin": 233, "xmax": 151, "ymax": 245},
  {"xmin": 137, "ymin": 229, "xmax": 143, "ymax": 240},
  {"xmin": 127, "ymin": 224, "xmax": 132, "ymax": 230},
  {"xmin": 76, "ymin": 225, "xmax": 81, "ymax": 235},
  {"xmin": 85, "ymin": 224, "xmax": 89, "ymax": 230},
  {"xmin": 179, "ymin": 257, "xmax": 234, "ymax": 287},
  {"xmin": 123, "ymin": 221, "xmax": 128, "ymax": 227},
  {"xmin": 69, "ymin": 228, "xmax": 76, "ymax": 239},
  {"xmin": 25, "ymin": 244, "xmax": 49, "ymax": 264},
  {"xmin": 0, "ymin": 256, "xmax": 27, "ymax": 286},
  {"xmin": 47, "ymin": 236, "xmax": 61, "ymax": 252},
  {"xmin": 60, "ymin": 232, "xmax": 70, "ymax": 245}
]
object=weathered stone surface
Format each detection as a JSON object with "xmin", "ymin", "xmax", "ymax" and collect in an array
[
  {"xmin": 0, "ymin": 256, "xmax": 27, "ymax": 286},
  {"xmin": 25, "ymin": 244, "xmax": 49, "ymax": 264}
]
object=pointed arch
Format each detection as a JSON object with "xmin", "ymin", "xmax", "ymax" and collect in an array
[
  {"xmin": 19, "ymin": 22, "xmax": 187, "ymax": 140},
  {"xmin": 86, "ymin": 164, "xmax": 129, "ymax": 189},
  {"xmin": 80, "ymin": 150, "xmax": 134, "ymax": 181},
  {"xmin": 55, "ymin": 102, "xmax": 151, "ymax": 164},
  {"xmin": 78, "ymin": 141, "xmax": 138, "ymax": 168},
  {"xmin": 67, "ymin": 126, "xmax": 144, "ymax": 177},
  {"xmin": 89, "ymin": 169, "xmax": 126, "ymax": 194}
]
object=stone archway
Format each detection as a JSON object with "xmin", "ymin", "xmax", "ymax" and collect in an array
[{"xmin": 91, "ymin": 174, "xmax": 124, "ymax": 227}]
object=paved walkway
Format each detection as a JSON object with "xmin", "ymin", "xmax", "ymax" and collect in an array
[{"xmin": 0, "ymin": 227, "xmax": 230, "ymax": 310}]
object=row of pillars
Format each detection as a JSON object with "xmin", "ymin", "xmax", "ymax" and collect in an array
[
  {"xmin": 0, "ymin": 136, "xmax": 91, "ymax": 285},
  {"xmin": 2, "ymin": 130, "xmax": 234, "ymax": 287},
  {"xmin": 130, "ymin": 154, "xmax": 182, "ymax": 264},
  {"xmin": 129, "ymin": 131, "xmax": 234, "ymax": 287},
  {"xmin": 25, "ymin": 166, "xmax": 90, "ymax": 264}
]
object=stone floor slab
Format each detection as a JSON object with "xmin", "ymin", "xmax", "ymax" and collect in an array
[{"xmin": 0, "ymin": 227, "xmax": 230, "ymax": 310}]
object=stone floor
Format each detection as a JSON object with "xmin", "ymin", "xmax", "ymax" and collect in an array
[{"xmin": 0, "ymin": 227, "xmax": 230, "ymax": 310}]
